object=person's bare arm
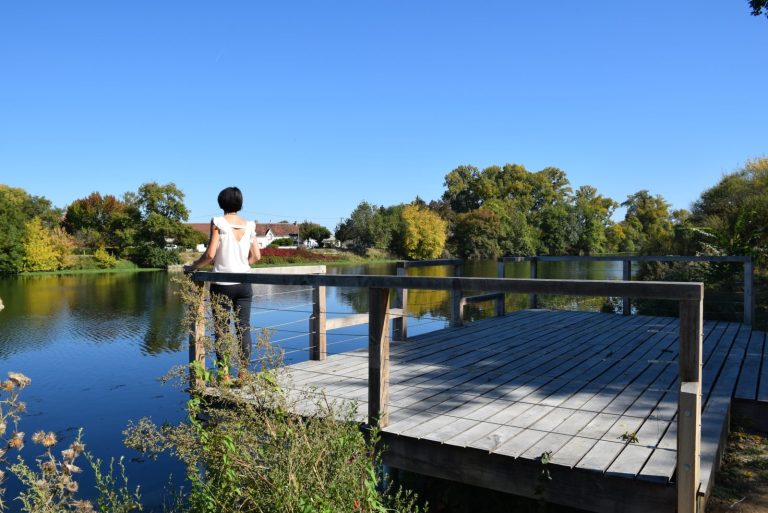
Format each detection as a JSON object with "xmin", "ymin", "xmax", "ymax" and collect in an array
[
  {"xmin": 184, "ymin": 221, "xmax": 219, "ymax": 272},
  {"xmin": 248, "ymin": 236, "xmax": 261, "ymax": 265}
]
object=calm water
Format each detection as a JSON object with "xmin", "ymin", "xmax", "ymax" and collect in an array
[{"xmin": 0, "ymin": 260, "xmax": 623, "ymax": 510}]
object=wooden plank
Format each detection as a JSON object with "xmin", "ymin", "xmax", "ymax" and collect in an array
[
  {"xmin": 758, "ymin": 332, "xmax": 768, "ymax": 402},
  {"xmin": 622, "ymin": 259, "xmax": 631, "ymax": 316},
  {"xmin": 744, "ymin": 259, "xmax": 754, "ymax": 325},
  {"xmin": 576, "ymin": 440, "xmax": 625, "ymax": 472},
  {"xmin": 393, "ymin": 264, "xmax": 408, "ymax": 341},
  {"xmin": 309, "ymin": 285, "xmax": 326, "ymax": 360},
  {"xmin": 188, "ymin": 282, "xmax": 206, "ymax": 388},
  {"xmin": 735, "ymin": 329, "xmax": 762, "ymax": 400},
  {"xmin": 606, "ymin": 444, "xmax": 653, "ymax": 478},
  {"xmin": 677, "ymin": 381, "xmax": 701, "ymax": 513},
  {"xmin": 368, "ymin": 287, "xmax": 391, "ymax": 427},
  {"xmin": 679, "ymin": 298, "xmax": 704, "ymax": 383},
  {"xmin": 192, "ymin": 272, "xmax": 704, "ymax": 301}
]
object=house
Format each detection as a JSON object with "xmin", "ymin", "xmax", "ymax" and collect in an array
[{"xmin": 186, "ymin": 222, "xmax": 300, "ymax": 250}]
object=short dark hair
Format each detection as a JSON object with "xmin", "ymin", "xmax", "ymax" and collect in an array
[{"xmin": 217, "ymin": 187, "xmax": 243, "ymax": 212}]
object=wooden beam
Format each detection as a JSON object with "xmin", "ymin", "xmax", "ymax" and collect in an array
[
  {"xmin": 679, "ymin": 298, "xmax": 704, "ymax": 383},
  {"xmin": 623, "ymin": 259, "xmax": 632, "ymax": 316},
  {"xmin": 495, "ymin": 259, "xmax": 506, "ymax": 317},
  {"xmin": 451, "ymin": 262, "xmax": 464, "ymax": 327},
  {"xmin": 744, "ymin": 259, "xmax": 754, "ymax": 325},
  {"xmin": 309, "ymin": 285, "xmax": 326, "ymax": 360},
  {"xmin": 191, "ymin": 272, "xmax": 704, "ymax": 301},
  {"xmin": 678, "ymin": 381, "xmax": 702, "ymax": 513},
  {"xmin": 188, "ymin": 282, "xmax": 206, "ymax": 389},
  {"xmin": 393, "ymin": 263, "xmax": 408, "ymax": 341},
  {"xmin": 500, "ymin": 255, "xmax": 751, "ymax": 263},
  {"xmin": 528, "ymin": 257, "xmax": 538, "ymax": 309},
  {"xmin": 368, "ymin": 287, "xmax": 391, "ymax": 427}
]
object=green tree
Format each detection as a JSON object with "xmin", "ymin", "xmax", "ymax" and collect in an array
[
  {"xmin": 335, "ymin": 201, "xmax": 394, "ymax": 252},
  {"xmin": 126, "ymin": 182, "xmax": 190, "ymax": 266},
  {"xmin": 452, "ymin": 207, "xmax": 503, "ymax": 260},
  {"xmin": 401, "ymin": 204, "xmax": 447, "ymax": 259},
  {"xmin": 571, "ymin": 185, "xmax": 617, "ymax": 255},
  {"xmin": 690, "ymin": 158, "xmax": 768, "ymax": 265},
  {"xmin": 619, "ymin": 190, "xmax": 674, "ymax": 254},
  {"xmin": 299, "ymin": 222, "xmax": 331, "ymax": 245},
  {"xmin": 0, "ymin": 186, "xmax": 61, "ymax": 273}
]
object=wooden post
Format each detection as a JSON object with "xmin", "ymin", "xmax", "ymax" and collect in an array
[
  {"xmin": 393, "ymin": 263, "xmax": 408, "ymax": 341},
  {"xmin": 369, "ymin": 287, "xmax": 391, "ymax": 427},
  {"xmin": 189, "ymin": 281, "xmax": 206, "ymax": 389},
  {"xmin": 744, "ymin": 258, "xmax": 753, "ymax": 326},
  {"xmin": 622, "ymin": 259, "xmax": 632, "ymax": 316},
  {"xmin": 450, "ymin": 262, "xmax": 464, "ymax": 327},
  {"xmin": 528, "ymin": 257, "xmax": 538, "ymax": 309},
  {"xmin": 309, "ymin": 285, "xmax": 327, "ymax": 360},
  {"xmin": 678, "ymin": 298, "xmax": 703, "ymax": 513},
  {"xmin": 495, "ymin": 259, "xmax": 506, "ymax": 317}
]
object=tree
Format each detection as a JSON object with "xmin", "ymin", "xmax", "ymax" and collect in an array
[
  {"xmin": 452, "ymin": 207, "xmax": 503, "ymax": 260},
  {"xmin": 571, "ymin": 186, "xmax": 617, "ymax": 255},
  {"xmin": 750, "ymin": 0, "xmax": 767, "ymax": 17},
  {"xmin": 0, "ymin": 186, "xmax": 61, "ymax": 273},
  {"xmin": 335, "ymin": 201, "xmax": 395, "ymax": 252},
  {"xmin": 299, "ymin": 222, "xmax": 331, "ymax": 245},
  {"xmin": 21, "ymin": 218, "xmax": 61, "ymax": 271},
  {"xmin": 400, "ymin": 204, "xmax": 447, "ymax": 260},
  {"xmin": 64, "ymin": 192, "xmax": 137, "ymax": 252},
  {"xmin": 690, "ymin": 158, "xmax": 768, "ymax": 265},
  {"xmin": 125, "ymin": 182, "xmax": 191, "ymax": 266},
  {"xmin": 619, "ymin": 190, "xmax": 674, "ymax": 254}
]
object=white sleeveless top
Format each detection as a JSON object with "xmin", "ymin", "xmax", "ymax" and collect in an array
[{"xmin": 212, "ymin": 216, "xmax": 255, "ymax": 285}]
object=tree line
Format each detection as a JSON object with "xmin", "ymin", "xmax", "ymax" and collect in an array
[
  {"xmin": 335, "ymin": 158, "xmax": 768, "ymax": 267},
  {"xmin": 0, "ymin": 182, "xmax": 206, "ymax": 273}
]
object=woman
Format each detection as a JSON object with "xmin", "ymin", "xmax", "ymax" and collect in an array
[{"xmin": 184, "ymin": 186, "xmax": 261, "ymax": 375}]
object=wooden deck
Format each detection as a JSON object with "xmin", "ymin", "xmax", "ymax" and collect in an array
[{"xmin": 281, "ymin": 310, "xmax": 767, "ymax": 513}]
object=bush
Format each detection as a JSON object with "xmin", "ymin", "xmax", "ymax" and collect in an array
[
  {"xmin": 94, "ymin": 246, "xmax": 118, "ymax": 269},
  {"xmin": 268, "ymin": 238, "xmax": 296, "ymax": 247},
  {"xmin": 132, "ymin": 244, "xmax": 181, "ymax": 268},
  {"xmin": 123, "ymin": 277, "xmax": 425, "ymax": 513}
]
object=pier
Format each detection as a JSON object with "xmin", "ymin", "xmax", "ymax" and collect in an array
[{"xmin": 190, "ymin": 256, "xmax": 765, "ymax": 513}]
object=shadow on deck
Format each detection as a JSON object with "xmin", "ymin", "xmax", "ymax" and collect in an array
[{"xmin": 282, "ymin": 310, "xmax": 767, "ymax": 513}]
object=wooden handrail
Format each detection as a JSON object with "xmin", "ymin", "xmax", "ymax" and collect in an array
[
  {"xmin": 189, "ymin": 268, "xmax": 704, "ymax": 513},
  {"xmin": 191, "ymin": 272, "xmax": 703, "ymax": 300}
]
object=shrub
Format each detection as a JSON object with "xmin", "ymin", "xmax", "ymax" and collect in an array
[
  {"xmin": 94, "ymin": 246, "xmax": 118, "ymax": 269},
  {"xmin": 268, "ymin": 238, "xmax": 296, "ymax": 247}
]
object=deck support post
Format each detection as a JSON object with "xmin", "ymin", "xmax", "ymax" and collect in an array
[
  {"xmin": 393, "ymin": 263, "xmax": 408, "ymax": 341},
  {"xmin": 188, "ymin": 281, "xmax": 206, "ymax": 389},
  {"xmin": 678, "ymin": 297, "xmax": 703, "ymax": 513},
  {"xmin": 369, "ymin": 287, "xmax": 391, "ymax": 427},
  {"xmin": 622, "ymin": 259, "xmax": 632, "ymax": 316},
  {"xmin": 495, "ymin": 259, "xmax": 506, "ymax": 317},
  {"xmin": 528, "ymin": 257, "xmax": 538, "ymax": 309},
  {"xmin": 744, "ymin": 258, "xmax": 753, "ymax": 326},
  {"xmin": 450, "ymin": 262, "xmax": 464, "ymax": 327},
  {"xmin": 309, "ymin": 285, "xmax": 327, "ymax": 360}
]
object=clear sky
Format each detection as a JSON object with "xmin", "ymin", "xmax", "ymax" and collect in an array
[{"xmin": 1, "ymin": 1, "xmax": 766, "ymax": 229}]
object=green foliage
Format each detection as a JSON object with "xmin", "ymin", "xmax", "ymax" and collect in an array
[
  {"xmin": 299, "ymin": 222, "xmax": 331, "ymax": 245},
  {"xmin": 94, "ymin": 246, "xmax": 119, "ymax": 269},
  {"xmin": 571, "ymin": 186, "xmax": 617, "ymax": 255},
  {"xmin": 401, "ymin": 204, "xmax": 447, "ymax": 259},
  {"xmin": 133, "ymin": 244, "xmax": 181, "ymax": 268},
  {"xmin": 750, "ymin": 0, "xmax": 768, "ymax": 17},
  {"xmin": 0, "ymin": 186, "xmax": 61, "ymax": 273},
  {"xmin": 64, "ymin": 192, "xmax": 137, "ymax": 253},
  {"xmin": 335, "ymin": 202, "xmax": 398, "ymax": 253},
  {"xmin": 269, "ymin": 237, "xmax": 296, "ymax": 247},
  {"xmin": 123, "ymin": 277, "xmax": 425, "ymax": 513}
]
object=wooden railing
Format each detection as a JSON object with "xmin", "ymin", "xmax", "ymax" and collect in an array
[
  {"xmin": 500, "ymin": 255, "xmax": 754, "ymax": 325},
  {"xmin": 189, "ymin": 270, "xmax": 705, "ymax": 513}
]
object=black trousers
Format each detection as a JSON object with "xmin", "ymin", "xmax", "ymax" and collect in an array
[{"xmin": 210, "ymin": 282, "xmax": 253, "ymax": 365}]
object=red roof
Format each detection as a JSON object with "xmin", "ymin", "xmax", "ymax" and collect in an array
[{"xmin": 186, "ymin": 222, "xmax": 298, "ymax": 238}]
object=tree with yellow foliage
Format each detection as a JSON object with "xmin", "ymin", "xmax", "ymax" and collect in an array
[
  {"xmin": 21, "ymin": 218, "xmax": 68, "ymax": 272},
  {"xmin": 401, "ymin": 204, "xmax": 447, "ymax": 260}
]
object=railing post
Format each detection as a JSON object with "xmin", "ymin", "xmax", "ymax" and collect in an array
[
  {"xmin": 495, "ymin": 258, "xmax": 506, "ymax": 317},
  {"xmin": 451, "ymin": 262, "xmax": 464, "ymax": 327},
  {"xmin": 189, "ymin": 281, "xmax": 206, "ymax": 389},
  {"xmin": 528, "ymin": 257, "xmax": 538, "ymax": 309},
  {"xmin": 678, "ymin": 297, "xmax": 703, "ymax": 513},
  {"xmin": 393, "ymin": 263, "xmax": 408, "ymax": 341},
  {"xmin": 309, "ymin": 284, "xmax": 327, "ymax": 360},
  {"xmin": 369, "ymin": 287, "xmax": 391, "ymax": 427},
  {"xmin": 744, "ymin": 258, "xmax": 754, "ymax": 326},
  {"xmin": 622, "ymin": 259, "xmax": 632, "ymax": 316}
]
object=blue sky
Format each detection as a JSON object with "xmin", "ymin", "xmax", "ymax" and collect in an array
[{"xmin": 1, "ymin": 1, "xmax": 766, "ymax": 228}]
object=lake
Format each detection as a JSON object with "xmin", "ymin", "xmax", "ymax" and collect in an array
[{"xmin": 0, "ymin": 260, "xmax": 625, "ymax": 510}]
